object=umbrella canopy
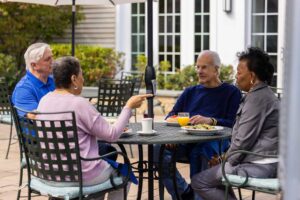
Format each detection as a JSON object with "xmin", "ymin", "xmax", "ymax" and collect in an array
[{"xmin": 0, "ymin": 0, "xmax": 145, "ymax": 6}]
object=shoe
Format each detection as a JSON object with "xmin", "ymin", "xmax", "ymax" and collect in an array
[{"xmin": 181, "ymin": 184, "xmax": 194, "ymax": 200}]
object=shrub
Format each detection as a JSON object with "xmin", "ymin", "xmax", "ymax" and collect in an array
[
  {"xmin": 0, "ymin": 3, "xmax": 82, "ymax": 71},
  {"xmin": 220, "ymin": 64, "xmax": 235, "ymax": 84},
  {"xmin": 51, "ymin": 44, "xmax": 124, "ymax": 86},
  {"xmin": 0, "ymin": 53, "xmax": 20, "ymax": 92},
  {"xmin": 156, "ymin": 64, "xmax": 235, "ymax": 90}
]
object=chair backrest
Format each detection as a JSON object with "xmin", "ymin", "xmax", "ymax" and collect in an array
[
  {"xmin": 15, "ymin": 108, "xmax": 83, "ymax": 187},
  {"xmin": 8, "ymin": 96, "xmax": 24, "ymax": 161},
  {"xmin": 0, "ymin": 81, "xmax": 11, "ymax": 117},
  {"xmin": 96, "ymin": 79, "xmax": 133, "ymax": 117},
  {"xmin": 121, "ymin": 71, "xmax": 144, "ymax": 95},
  {"xmin": 270, "ymin": 87, "xmax": 283, "ymax": 100}
]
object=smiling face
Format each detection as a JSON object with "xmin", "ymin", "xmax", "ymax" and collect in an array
[
  {"xmin": 235, "ymin": 59, "xmax": 254, "ymax": 92},
  {"xmin": 195, "ymin": 54, "xmax": 219, "ymax": 87}
]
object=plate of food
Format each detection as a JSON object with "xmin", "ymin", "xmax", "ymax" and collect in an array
[
  {"xmin": 165, "ymin": 115, "xmax": 180, "ymax": 126},
  {"xmin": 120, "ymin": 127, "xmax": 133, "ymax": 138},
  {"xmin": 181, "ymin": 124, "xmax": 224, "ymax": 136}
]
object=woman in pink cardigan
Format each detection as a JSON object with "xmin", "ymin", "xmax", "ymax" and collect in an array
[{"xmin": 37, "ymin": 56, "xmax": 152, "ymax": 199}]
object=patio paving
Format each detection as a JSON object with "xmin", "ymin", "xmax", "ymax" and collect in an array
[{"xmin": 0, "ymin": 115, "xmax": 279, "ymax": 200}]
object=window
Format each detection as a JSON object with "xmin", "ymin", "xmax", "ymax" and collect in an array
[
  {"xmin": 194, "ymin": 0, "xmax": 210, "ymax": 61},
  {"xmin": 158, "ymin": 0, "xmax": 181, "ymax": 72},
  {"xmin": 131, "ymin": 3, "xmax": 146, "ymax": 70},
  {"xmin": 251, "ymin": 0, "xmax": 278, "ymax": 86}
]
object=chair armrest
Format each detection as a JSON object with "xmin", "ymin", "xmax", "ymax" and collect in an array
[
  {"xmin": 222, "ymin": 150, "xmax": 277, "ymax": 188},
  {"xmin": 81, "ymin": 151, "xmax": 131, "ymax": 188}
]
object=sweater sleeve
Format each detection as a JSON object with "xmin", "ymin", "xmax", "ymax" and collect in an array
[
  {"xmin": 75, "ymin": 98, "xmax": 132, "ymax": 142},
  {"xmin": 215, "ymin": 88, "xmax": 242, "ymax": 127},
  {"xmin": 166, "ymin": 89, "xmax": 188, "ymax": 119},
  {"xmin": 89, "ymin": 107, "xmax": 132, "ymax": 142}
]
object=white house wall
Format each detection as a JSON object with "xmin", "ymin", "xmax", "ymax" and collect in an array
[
  {"xmin": 180, "ymin": 0, "xmax": 195, "ymax": 66},
  {"xmin": 116, "ymin": 1, "xmax": 248, "ymax": 69},
  {"xmin": 213, "ymin": 0, "xmax": 248, "ymax": 66},
  {"xmin": 116, "ymin": 4, "xmax": 132, "ymax": 71},
  {"xmin": 56, "ymin": 5, "xmax": 116, "ymax": 48}
]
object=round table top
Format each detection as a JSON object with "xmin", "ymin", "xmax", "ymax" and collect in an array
[{"xmin": 114, "ymin": 122, "xmax": 232, "ymax": 145}]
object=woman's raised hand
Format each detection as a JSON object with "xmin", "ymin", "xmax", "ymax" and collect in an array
[{"xmin": 125, "ymin": 94, "xmax": 153, "ymax": 109}]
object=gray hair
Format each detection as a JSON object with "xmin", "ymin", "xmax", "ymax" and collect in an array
[
  {"xmin": 24, "ymin": 43, "xmax": 51, "ymax": 70},
  {"xmin": 197, "ymin": 50, "xmax": 221, "ymax": 68}
]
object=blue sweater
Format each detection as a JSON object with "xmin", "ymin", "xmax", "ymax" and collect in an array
[{"xmin": 167, "ymin": 83, "xmax": 241, "ymax": 128}]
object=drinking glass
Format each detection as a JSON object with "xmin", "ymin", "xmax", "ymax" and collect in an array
[{"xmin": 177, "ymin": 112, "xmax": 190, "ymax": 126}]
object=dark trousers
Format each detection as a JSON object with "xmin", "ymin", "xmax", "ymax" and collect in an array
[
  {"xmin": 191, "ymin": 162, "xmax": 278, "ymax": 200},
  {"xmin": 98, "ymin": 142, "xmax": 118, "ymax": 161}
]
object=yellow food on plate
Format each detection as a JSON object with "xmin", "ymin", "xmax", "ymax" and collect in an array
[
  {"xmin": 184, "ymin": 124, "xmax": 215, "ymax": 130},
  {"xmin": 166, "ymin": 117, "xmax": 178, "ymax": 123}
]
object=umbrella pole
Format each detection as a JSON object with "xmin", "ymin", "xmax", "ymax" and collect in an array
[
  {"xmin": 145, "ymin": 2, "xmax": 155, "ymax": 200},
  {"xmin": 145, "ymin": 0, "xmax": 155, "ymax": 119},
  {"xmin": 72, "ymin": 0, "xmax": 76, "ymax": 56}
]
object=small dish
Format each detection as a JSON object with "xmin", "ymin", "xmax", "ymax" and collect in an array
[
  {"xmin": 164, "ymin": 120, "xmax": 180, "ymax": 127},
  {"xmin": 137, "ymin": 130, "xmax": 158, "ymax": 136},
  {"xmin": 120, "ymin": 128, "xmax": 133, "ymax": 138}
]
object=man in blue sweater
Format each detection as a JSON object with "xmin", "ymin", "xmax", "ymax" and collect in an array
[{"xmin": 155, "ymin": 50, "xmax": 241, "ymax": 200}]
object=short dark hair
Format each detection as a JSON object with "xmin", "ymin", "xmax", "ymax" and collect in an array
[
  {"xmin": 52, "ymin": 56, "xmax": 81, "ymax": 89},
  {"xmin": 237, "ymin": 47, "xmax": 274, "ymax": 85}
]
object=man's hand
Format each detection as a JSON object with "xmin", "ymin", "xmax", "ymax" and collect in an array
[{"xmin": 189, "ymin": 115, "xmax": 212, "ymax": 125}]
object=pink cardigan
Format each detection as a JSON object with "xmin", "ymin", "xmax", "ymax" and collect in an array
[{"xmin": 37, "ymin": 92, "xmax": 131, "ymax": 182}]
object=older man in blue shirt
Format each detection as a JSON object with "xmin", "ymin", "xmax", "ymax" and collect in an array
[
  {"xmin": 155, "ymin": 50, "xmax": 241, "ymax": 200},
  {"xmin": 12, "ymin": 43, "xmax": 55, "ymax": 116}
]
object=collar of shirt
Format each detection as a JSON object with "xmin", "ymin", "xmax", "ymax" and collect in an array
[
  {"xmin": 26, "ymin": 70, "xmax": 52, "ymax": 88},
  {"xmin": 249, "ymin": 82, "xmax": 268, "ymax": 93},
  {"xmin": 242, "ymin": 82, "xmax": 268, "ymax": 103}
]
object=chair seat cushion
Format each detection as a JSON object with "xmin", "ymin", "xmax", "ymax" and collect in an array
[
  {"xmin": 30, "ymin": 176, "xmax": 123, "ymax": 200},
  {"xmin": 223, "ymin": 174, "xmax": 279, "ymax": 191},
  {"xmin": 0, "ymin": 114, "xmax": 11, "ymax": 124}
]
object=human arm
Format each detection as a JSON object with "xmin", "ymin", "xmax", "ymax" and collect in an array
[
  {"xmin": 88, "ymin": 94, "xmax": 152, "ymax": 142},
  {"xmin": 227, "ymin": 99, "xmax": 278, "ymax": 165},
  {"xmin": 214, "ymin": 89, "xmax": 242, "ymax": 127},
  {"xmin": 165, "ymin": 90, "xmax": 187, "ymax": 119},
  {"xmin": 13, "ymin": 87, "xmax": 39, "ymax": 117}
]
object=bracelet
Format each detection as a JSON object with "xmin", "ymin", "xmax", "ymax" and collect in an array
[{"xmin": 210, "ymin": 118, "xmax": 217, "ymax": 126}]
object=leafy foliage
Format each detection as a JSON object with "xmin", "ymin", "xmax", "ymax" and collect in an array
[
  {"xmin": 134, "ymin": 54, "xmax": 147, "ymax": 73},
  {"xmin": 0, "ymin": 53, "xmax": 19, "ymax": 92},
  {"xmin": 220, "ymin": 64, "xmax": 235, "ymax": 83},
  {"xmin": 51, "ymin": 44, "xmax": 124, "ymax": 86},
  {"xmin": 0, "ymin": 2, "xmax": 82, "ymax": 86}
]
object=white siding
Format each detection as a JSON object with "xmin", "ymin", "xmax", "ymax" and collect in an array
[{"xmin": 55, "ymin": 5, "xmax": 116, "ymax": 48}]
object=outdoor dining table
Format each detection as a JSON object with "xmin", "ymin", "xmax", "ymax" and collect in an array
[{"xmin": 112, "ymin": 122, "xmax": 232, "ymax": 200}]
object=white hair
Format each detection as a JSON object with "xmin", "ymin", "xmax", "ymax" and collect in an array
[
  {"xmin": 197, "ymin": 50, "xmax": 221, "ymax": 68},
  {"xmin": 24, "ymin": 43, "xmax": 51, "ymax": 70}
]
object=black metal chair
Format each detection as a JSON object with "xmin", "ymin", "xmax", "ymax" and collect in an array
[
  {"xmin": 14, "ymin": 107, "xmax": 130, "ymax": 200},
  {"xmin": 96, "ymin": 79, "xmax": 135, "ymax": 158},
  {"xmin": 121, "ymin": 71, "xmax": 144, "ymax": 122},
  {"xmin": 222, "ymin": 150, "xmax": 280, "ymax": 200},
  {"xmin": 270, "ymin": 87, "xmax": 283, "ymax": 100},
  {"xmin": 96, "ymin": 79, "xmax": 134, "ymax": 117},
  {"xmin": 8, "ymin": 96, "xmax": 27, "ymax": 200},
  {"xmin": 0, "ymin": 80, "xmax": 13, "ymax": 159}
]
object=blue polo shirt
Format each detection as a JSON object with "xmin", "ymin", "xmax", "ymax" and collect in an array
[{"xmin": 12, "ymin": 70, "xmax": 55, "ymax": 116}]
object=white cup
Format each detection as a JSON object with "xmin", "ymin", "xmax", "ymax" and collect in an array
[{"xmin": 141, "ymin": 118, "xmax": 153, "ymax": 133}]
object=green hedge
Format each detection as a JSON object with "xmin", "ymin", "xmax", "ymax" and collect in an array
[
  {"xmin": 51, "ymin": 44, "xmax": 124, "ymax": 86},
  {"xmin": 0, "ymin": 53, "xmax": 19, "ymax": 92}
]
